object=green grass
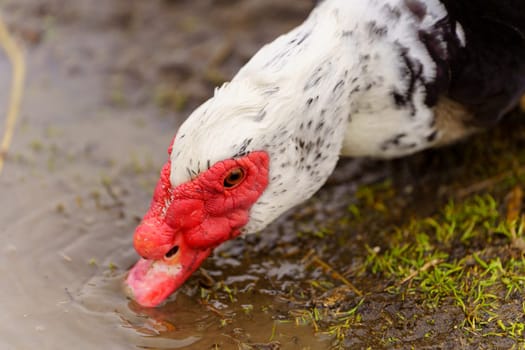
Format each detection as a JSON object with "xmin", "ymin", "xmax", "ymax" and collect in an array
[
  {"xmin": 362, "ymin": 193, "xmax": 525, "ymax": 330},
  {"xmin": 284, "ymin": 119, "xmax": 525, "ymax": 347}
]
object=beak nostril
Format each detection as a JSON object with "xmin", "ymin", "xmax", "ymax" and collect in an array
[{"xmin": 165, "ymin": 245, "xmax": 179, "ymax": 259}]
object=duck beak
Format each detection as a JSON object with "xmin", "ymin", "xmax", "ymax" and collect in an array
[{"xmin": 125, "ymin": 235, "xmax": 211, "ymax": 307}]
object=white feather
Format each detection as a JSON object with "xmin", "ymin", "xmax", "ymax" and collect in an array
[{"xmin": 170, "ymin": 0, "xmax": 457, "ymax": 233}]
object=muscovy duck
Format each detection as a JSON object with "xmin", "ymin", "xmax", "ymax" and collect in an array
[{"xmin": 125, "ymin": 0, "xmax": 525, "ymax": 307}]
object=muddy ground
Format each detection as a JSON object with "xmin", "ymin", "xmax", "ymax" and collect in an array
[{"xmin": 1, "ymin": 1, "xmax": 525, "ymax": 349}]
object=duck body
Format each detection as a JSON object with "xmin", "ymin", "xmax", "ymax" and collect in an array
[
  {"xmin": 125, "ymin": 0, "xmax": 525, "ymax": 307},
  {"xmin": 440, "ymin": 0, "xmax": 525, "ymax": 125}
]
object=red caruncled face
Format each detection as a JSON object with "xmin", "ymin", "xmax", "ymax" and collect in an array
[{"xmin": 125, "ymin": 145, "xmax": 269, "ymax": 307}]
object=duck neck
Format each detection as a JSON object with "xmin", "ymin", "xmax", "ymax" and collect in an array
[{"xmin": 235, "ymin": 2, "xmax": 372, "ymax": 233}]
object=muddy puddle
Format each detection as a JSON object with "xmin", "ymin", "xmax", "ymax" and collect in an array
[{"xmin": 1, "ymin": 1, "xmax": 525, "ymax": 349}]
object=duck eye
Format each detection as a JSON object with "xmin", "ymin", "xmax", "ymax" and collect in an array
[{"xmin": 224, "ymin": 167, "xmax": 245, "ymax": 188}]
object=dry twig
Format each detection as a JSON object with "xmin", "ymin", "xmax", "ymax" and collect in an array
[
  {"xmin": 307, "ymin": 254, "xmax": 363, "ymax": 296},
  {"xmin": 456, "ymin": 166, "xmax": 525, "ymax": 199},
  {"xmin": 0, "ymin": 14, "xmax": 26, "ymax": 176},
  {"xmin": 397, "ymin": 258, "xmax": 444, "ymax": 286},
  {"xmin": 505, "ymin": 186, "xmax": 523, "ymax": 223}
]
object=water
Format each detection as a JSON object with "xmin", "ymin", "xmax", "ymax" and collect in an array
[{"xmin": 0, "ymin": 1, "xmax": 329, "ymax": 348}]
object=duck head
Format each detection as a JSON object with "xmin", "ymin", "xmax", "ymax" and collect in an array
[{"xmin": 125, "ymin": 4, "xmax": 353, "ymax": 306}]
